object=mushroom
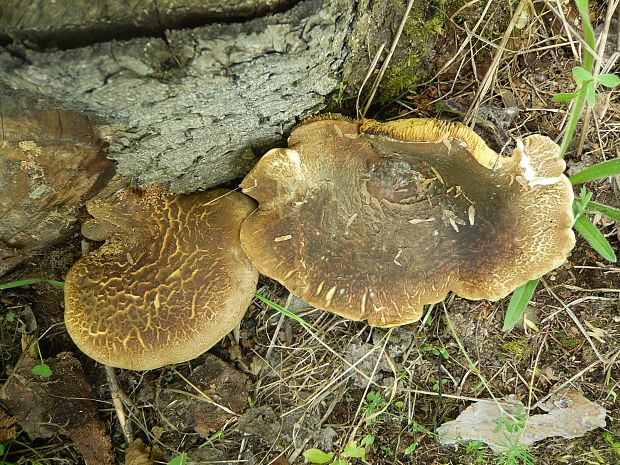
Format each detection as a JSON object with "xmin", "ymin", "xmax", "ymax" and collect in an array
[
  {"xmin": 239, "ymin": 116, "xmax": 574, "ymax": 327},
  {"xmin": 64, "ymin": 187, "xmax": 258, "ymax": 370}
]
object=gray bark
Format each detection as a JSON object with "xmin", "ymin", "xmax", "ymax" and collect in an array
[
  {"xmin": 0, "ymin": 0, "xmax": 405, "ymax": 194},
  {"xmin": 0, "ymin": 0, "xmax": 294, "ymax": 48}
]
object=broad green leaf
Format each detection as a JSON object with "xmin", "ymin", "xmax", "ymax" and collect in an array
[
  {"xmin": 587, "ymin": 201, "xmax": 620, "ymax": 221},
  {"xmin": 405, "ymin": 442, "xmax": 418, "ymax": 454},
  {"xmin": 303, "ymin": 449, "xmax": 334, "ymax": 464},
  {"xmin": 597, "ymin": 73, "xmax": 620, "ymax": 88},
  {"xmin": 574, "ymin": 0, "xmax": 588, "ymax": 12},
  {"xmin": 360, "ymin": 435, "xmax": 375, "ymax": 447},
  {"xmin": 602, "ymin": 431, "xmax": 613, "ymax": 444},
  {"xmin": 572, "ymin": 66, "xmax": 592, "ymax": 82},
  {"xmin": 0, "ymin": 278, "xmax": 64, "ymax": 290},
  {"xmin": 558, "ymin": 86, "xmax": 588, "ymax": 157},
  {"xmin": 569, "ymin": 158, "xmax": 620, "ymax": 184},
  {"xmin": 585, "ymin": 82, "xmax": 596, "ymax": 106},
  {"xmin": 574, "ymin": 215, "xmax": 617, "ymax": 262},
  {"xmin": 551, "ymin": 92, "xmax": 578, "ymax": 102},
  {"xmin": 5, "ymin": 311, "xmax": 15, "ymax": 322},
  {"xmin": 32, "ymin": 363, "xmax": 53, "ymax": 378},
  {"xmin": 342, "ymin": 441, "xmax": 366, "ymax": 459},
  {"xmin": 503, "ymin": 279, "xmax": 539, "ymax": 331},
  {"xmin": 167, "ymin": 453, "xmax": 188, "ymax": 465}
]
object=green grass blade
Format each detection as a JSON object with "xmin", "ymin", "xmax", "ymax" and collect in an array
[
  {"xmin": 0, "ymin": 278, "xmax": 64, "ymax": 290},
  {"xmin": 559, "ymin": 86, "xmax": 588, "ymax": 157},
  {"xmin": 574, "ymin": 215, "xmax": 617, "ymax": 262},
  {"xmin": 255, "ymin": 292, "xmax": 318, "ymax": 332},
  {"xmin": 587, "ymin": 201, "xmax": 620, "ymax": 221},
  {"xmin": 551, "ymin": 92, "xmax": 578, "ymax": 102},
  {"xmin": 569, "ymin": 158, "xmax": 620, "ymax": 184},
  {"xmin": 574, "ymin": 0, "xmax": 595, "ymax": 70},
  {"xmin": 503, "ymin": 279, "xmax": 539, "ymax": 332}
]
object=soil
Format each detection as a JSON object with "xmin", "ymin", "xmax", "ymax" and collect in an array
[{"xmin": 1, "ymin": 1, "xmax": 620, "ymax": 465}]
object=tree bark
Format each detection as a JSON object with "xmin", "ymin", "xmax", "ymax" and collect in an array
[{"xmin": 0, "ymin": 0, "xmax": 409, "ymax": 194}]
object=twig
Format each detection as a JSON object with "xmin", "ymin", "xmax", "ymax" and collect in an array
[
  {"xmin": 531, "ymin": 358, "xmax": 603, "ymax": 410},
  {"xmin": 540, "ymin": 278, "xmax": 607, "ymax": 363},
  {"xmin": 174, "ymin": 369, "xmax": 237, "ymax": 416},
  {"xmin": 466, "ymin": 0, "xmax": 526, "ymax": 124},
  {"xmin": 105, "ymin": 365, "xmax": 134, "ymax": 443},
  {"xmin": 346, "ymin": 329, "xmax": 395, "ymax": 445},
  {"xmin": 356, "ymin": 44, "xmax": 386, "ymax": 121},
  {"xmin": 360, "ymin": 0, "xmax": 416, "ymax": 119}
]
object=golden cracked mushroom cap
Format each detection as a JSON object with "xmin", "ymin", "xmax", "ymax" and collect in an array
[
  {"xmin": 64, "ymin": 187, "xmax": 258, "ymax": 370},
  {"xmin": 239, "ymin": 117, "xmax": 575, "ymax": 327}
]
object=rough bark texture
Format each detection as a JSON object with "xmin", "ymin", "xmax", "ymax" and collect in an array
[{"xmin": 0, "ymin": 0, "xmax": 410, "ymax": 194}]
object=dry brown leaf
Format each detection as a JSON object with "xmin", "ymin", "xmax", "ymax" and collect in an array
[
  {"xmin": 124, "ymin": 439, "xmax": 153, "ymax": 465},
  {"xmin": 1, "ymin": 352, "xmax": 115, "ymax": 465},
  {"xmin": 0, "ymin": 409, "xmax": 17, "ymax": 442}
]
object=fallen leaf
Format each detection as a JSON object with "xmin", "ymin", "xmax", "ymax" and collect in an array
[
  {"xmin": 125, "ymin": 439, "xmax": 153, "ymax": 465},
  {"xmin": 1, "ymin": 352, "xmax": 115, "ymax": 465},
  {"xmin": 155, "ymin": 354, "xmax": 252, "ymax": 438},
  {"xmin": 0, "ymin": 409, "xmax": 16, "ymax": 442}
]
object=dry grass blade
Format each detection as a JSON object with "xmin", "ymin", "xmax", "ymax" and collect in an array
[
  {"xmin": 360, "ymin": 0, "xmax": 416, "ymax": 118},
  {"xmin": 465, "ymin": 0, "xmax": 526, "ymax": 124},
  {"xmin": 541, "ymin": 278, "xmax": 607, "ymax": 363}
]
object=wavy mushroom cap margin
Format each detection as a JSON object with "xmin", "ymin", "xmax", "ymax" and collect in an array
[
  {"xmin": 64, "ymin": 187, "xmax": 258, "ymax": 370},
  {"xmin": 239, "ymin": 117, "xmax": 575, "ymax": 327}
]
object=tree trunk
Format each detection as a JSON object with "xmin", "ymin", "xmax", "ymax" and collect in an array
[
  {"xmin": 0, "ymin": 0, "xmax": 412, "ymax": 194},
  {"xmin": 0, "ymin": 0, "xmax": 440, "ymax": 275}
]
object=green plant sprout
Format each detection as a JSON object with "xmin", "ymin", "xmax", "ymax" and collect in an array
[
  {"xmin": 363, "ymin": 390, "xmax": 387, "ymax": 425},
  {"xmin": 0, "ymin": 278, "xmax": 58, "ymax": 378},
  {"xmin": 602, "ymin": 431, "xmax": 620, "ymax": 457},
  {"xmin": 403, "ymin": 442, "xmax": 417, "ymax": 455},
  {"xmin": 492, "ymin": 409, "xmax": 536, "ymax": 465},
  {"xmin": 31, "ymin": 363, "xmax": 52, "ymax": 379},
  {"xmin": 464, "ymin": 440, "xmax": 487, "ymax": 464},
  {"xmin": 0, "ymin": 443, "xmax": 15, "ymax": 465},
  {"xmin": 303, "ymin": 435, "xmax": 374, "ymax": 465},
  {"xmin": 420, "ymin": 342, "xmax": 449, "ymax": 360},
  {"xmin": 167, "ymin": 453, "xmax": 188, "ymax": 465},
  {"xmin": 332, "ymin": 81, "xmax": 349, "ymax": 106},
  {"xmin": 504, "ymin": 0, "xmax": 620, "ymax": 331}
]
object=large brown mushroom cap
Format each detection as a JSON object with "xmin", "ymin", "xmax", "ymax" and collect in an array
[
  {"xmin": 239, "ymin": 117, "xmax": 575, "ymax": 327},
  {"xmin": 64, "ymin": 187, "xmax": 258, "ymax": 370}
]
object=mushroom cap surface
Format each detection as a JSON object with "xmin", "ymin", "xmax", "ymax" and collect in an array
[
  {"xmin": 239, "ymin": 117, "xmax": 575, "ymax": 327},
  {"xmin": 64, "ymin": 187, "xmax": 258, "ymax": 370}
]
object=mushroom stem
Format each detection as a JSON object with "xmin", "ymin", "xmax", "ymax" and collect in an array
[{"xmin": 105, "ymin": 365, "xmax": 134, "ymax": 443}]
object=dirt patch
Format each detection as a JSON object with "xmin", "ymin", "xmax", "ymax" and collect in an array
[{"xmin": 1, "ymin": 352, "xmax": 115, "ymax": 465}]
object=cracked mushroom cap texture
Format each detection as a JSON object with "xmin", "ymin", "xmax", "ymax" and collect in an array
[
  {"xmin": 64, "ymin": 187, "xmax": 258, "ymax": 370},
  {"xmin": 239, "ymin": 117, "xmax": 575, "ymax": 327}
]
